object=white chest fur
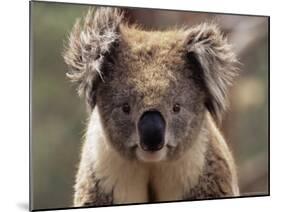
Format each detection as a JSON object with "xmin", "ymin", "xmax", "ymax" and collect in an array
[
  {"xmin": 83, "ymin": 109, "xmax": 207, "ymax": 203},
  {"xmin": 149, "ymin": 137, "xmax": 207, "ymax": 201}
]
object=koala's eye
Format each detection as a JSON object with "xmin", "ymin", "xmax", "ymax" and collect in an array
[
  {"xmin": 173, "ymin": 103, "xmax": 181, "ymax": 113},
  {"xmin": 122, "ymin": 103, "xmax": 131, "ymax": 114}
]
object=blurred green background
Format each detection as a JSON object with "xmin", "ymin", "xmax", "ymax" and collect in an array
[{"xmin": 31, "ymin": 1, "xmax": 269, "ymax": 210}]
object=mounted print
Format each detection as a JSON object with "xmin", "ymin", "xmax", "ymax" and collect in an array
[{"xmin": 30, "ymin": 1, "xmax": 269, "ymax": 211}]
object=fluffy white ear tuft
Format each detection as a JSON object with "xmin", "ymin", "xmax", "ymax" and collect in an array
[{"xmin": 63, "ymin": 7, "xmax": 123, "ymax": 108}]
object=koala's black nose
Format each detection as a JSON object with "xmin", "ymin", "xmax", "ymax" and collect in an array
[{"xmin": 138, "ymin": 111, "xmax": 166, "ymax": 151}]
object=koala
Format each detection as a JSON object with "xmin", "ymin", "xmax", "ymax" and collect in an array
[{"xmin": 63, "ymin": 7, "xmax": 240, "ymax": 207}]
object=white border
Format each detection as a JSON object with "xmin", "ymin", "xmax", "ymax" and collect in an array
[{"xmin": 0, "ymin": 0, "xmax": 278, "ymax": 211}]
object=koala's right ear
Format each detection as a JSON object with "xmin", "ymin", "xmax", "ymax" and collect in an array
[{"xmin": 63, "ymin": 7, "xmax": 123, "ymax": 108}]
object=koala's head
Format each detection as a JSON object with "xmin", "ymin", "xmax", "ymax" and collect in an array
[{"xmin": 64, "ymin": 8, "xmax": 239, "ymax": 162}]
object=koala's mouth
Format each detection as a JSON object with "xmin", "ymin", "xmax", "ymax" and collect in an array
[
  {"xmin": 136, "ymin": 145, "xmax": 167, "ymax": 162},
  {"xmin": 127, "ymin": 142, "xmax": 176, "ymax": 162}
]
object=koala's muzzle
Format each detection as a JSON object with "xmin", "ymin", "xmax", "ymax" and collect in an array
[{"xmin": 138, "ymin": 111, "xmax": 166, "ymax": 151}]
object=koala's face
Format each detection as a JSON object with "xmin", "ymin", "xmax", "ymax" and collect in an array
[
  {"xmin": 96, "ymin": 28, "xmax": 206, "ymax": 162},
  {"xmin": 64, "ymin": 8, "xmax": 238, "ymax": 163}
]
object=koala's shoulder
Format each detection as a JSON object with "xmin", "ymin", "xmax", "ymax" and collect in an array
[
  {"xmin": 185, "ymin": 116, "xmax": 238, "ymax": 199},
  {"xmin": 186, "ymin": 143, "xmax": 233, "ymax": 199}
]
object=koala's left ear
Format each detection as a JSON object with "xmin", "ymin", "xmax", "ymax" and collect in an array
[
  {"xmin": 184, "ymin": 23, "xmax": 239, "ymax": 123},
  {"xmin": 63, "ymin": 7, "xmax": 123, "ymax": 108}
]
